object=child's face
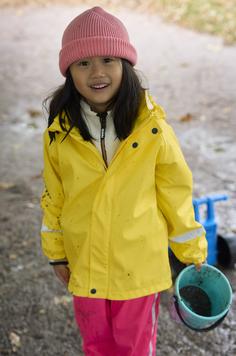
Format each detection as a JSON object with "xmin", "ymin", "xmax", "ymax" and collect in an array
[{"xmin": 70, "ymin": 56, "xmax": 123, "ymax": 112}]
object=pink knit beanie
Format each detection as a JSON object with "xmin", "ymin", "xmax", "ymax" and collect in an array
[{"xmin": 59, "ymin": 7, "xmax": 137, "ymax": 76}]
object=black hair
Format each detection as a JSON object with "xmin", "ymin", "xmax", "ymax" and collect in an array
[{"xmin": 43, "ymin": 59, "xmax": 145, "ymax": 143}]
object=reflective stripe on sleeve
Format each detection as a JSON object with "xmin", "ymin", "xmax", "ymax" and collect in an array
[
  {"xmin": 169, "ymin": 226, "xmax": 205, "ymax": 244},
  {"xmin": 41, "ymin": 224, "xmax": 62, "ymax": 233}
]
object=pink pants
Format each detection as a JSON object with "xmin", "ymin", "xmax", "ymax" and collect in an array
[{"xmin": 73, "ymin": 293, "xmax": 160, "ymax": 356}]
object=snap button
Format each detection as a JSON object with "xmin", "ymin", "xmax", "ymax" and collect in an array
[
  {"xmin": 90, "ymin": 288, "xmax": 97, "ymax": 294},
  {"xmin": 152, "ymin": 128, "xmax": 158, "ymax": 134},
  {"xmin": 132, "ymin": 142, "xmax": 138, "ymax": 148}
]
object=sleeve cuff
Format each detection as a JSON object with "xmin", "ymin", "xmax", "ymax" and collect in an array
[{"xmin": 49, "ymin": 259, "xmax": 68, "ymax": 266}]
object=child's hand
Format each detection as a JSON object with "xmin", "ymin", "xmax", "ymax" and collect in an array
[
  {"xmin": 186, "ymin": 262, "xmax": 203, "ymax": 272},
  {"xmin": 53, "ymin": 264, "xmax": 70, "ymax": 286},
  {"xmin": 194, "ymin": 263, "xmax": 203, "ymax": 272}
]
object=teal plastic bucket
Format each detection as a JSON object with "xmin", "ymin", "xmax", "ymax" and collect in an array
[{"xmin": 174, "ymin": 264, "xmax": 232, "ymax": 331}]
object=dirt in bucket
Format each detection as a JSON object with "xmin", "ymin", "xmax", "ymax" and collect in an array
[{"xmin": 180, "ymin": 286, "xmax": 212, "ymax": 317}]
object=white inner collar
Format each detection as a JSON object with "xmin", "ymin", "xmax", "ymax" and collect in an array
[{"xmin": 80, "ymin": 100, "xmax": 112, "ymax": 121}]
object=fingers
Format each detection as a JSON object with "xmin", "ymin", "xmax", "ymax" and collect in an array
[
  {"xmin": 186, "ymin": 262, "xmax": 203, "ymax": 271},
  {"xmin": 60, "ymin": 270, "xmax": 70, "ymax": 285},
  {"xmin": 195, "ymin": 263, "xmax": 202, "ymax": 272},
  {"xmin": 53, "ymin": 265, "xmax": 71, "ymax": 286}
]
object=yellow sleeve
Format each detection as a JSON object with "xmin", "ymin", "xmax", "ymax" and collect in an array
[
  {"xmin": 40, "ymin": 130, "xmax": 66, "ymax": 260},
  {"xmin": 155, "ymin": 122, "xmax": 207, "ymax": 264}
]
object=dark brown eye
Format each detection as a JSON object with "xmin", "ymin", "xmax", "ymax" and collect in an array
[
  {"xmin": 103, "ymin": 57, "xmax": 113, "ymax": 63},
  {"xmin": 78, "ymin": 61, "xmax": 89, "ymax": 66}
]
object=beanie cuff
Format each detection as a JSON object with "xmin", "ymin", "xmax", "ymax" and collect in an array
[{"xmin": 59, "ymin": 37, "xmax": 137, "ymax": 76}]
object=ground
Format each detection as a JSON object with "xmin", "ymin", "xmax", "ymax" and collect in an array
[{"xmin": 0, "ymin": 3, "xmax": 236, "ymax": 356}]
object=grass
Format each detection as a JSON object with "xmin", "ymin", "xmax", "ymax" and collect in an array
[
  {"xmin": 152, "ymin": 0, "xmax": 236, "ymax": 45},
  {"xmin": 1, "ymin": 0, "xmax": 236, "ymax": 44}
]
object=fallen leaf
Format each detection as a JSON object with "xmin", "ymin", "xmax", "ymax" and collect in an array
[
  {"xmin": 25, "ymin": 202, "xmax": 35, "ymax": 209},
  {"xmin": 27, "ymin": 109, "xmax": 41, "ymax": 118},
  {"xmin": 180, "ymin": 62, "xmax": 189, "ymax": 68},
  {"xmin": 54, "ymin": 295, "xmax": 72, "ymax": 306},
  {"xmin": 223, "ymin": 107, "xmax": 232, "ymax": 113},
  {"xmin": 179, "ymin": 113, "xmax": 193, "ymax": 122},
  {"xmin": 9, "ymin": 254, "xmax": 17, "ymax": 260},
  {"xmin": 9, "ymin": 332, "xmax": 21, "ymax": 348},
  {"xmin": 0, "ymin": 182, "xmax": 15, "ymax": 190}
]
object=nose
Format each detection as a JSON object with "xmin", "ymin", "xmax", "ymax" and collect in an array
[{"xmin": 90, "ymin": 62, "xmax": 105, "ymax": 78}]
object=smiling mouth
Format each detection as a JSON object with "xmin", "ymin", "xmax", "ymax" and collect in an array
[{"xmin": 90, "ymin": 83, "xmax": 110, "ymax": 90}]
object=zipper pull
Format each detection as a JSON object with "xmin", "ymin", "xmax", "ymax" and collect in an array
[
  {"xmin": 97, "ymin": 112, "xmax": 108, "ymax": 139},
  {"xmin": 96, "ymin": 112, "xmax": 108, "ymax": 167}
]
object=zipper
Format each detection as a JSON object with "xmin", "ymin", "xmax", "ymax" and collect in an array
[
  {"xmin": 97, "ymin": 112, "xmax": 108, "ymax": 168},
  {"xmin": 68, "ymin": 110, "xmax": 156, "ymax": 170}
]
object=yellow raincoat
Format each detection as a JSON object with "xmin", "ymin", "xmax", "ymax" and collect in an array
[{"xmin": 41, "ymin": 92, "xmax": 207, "ymax": 300}]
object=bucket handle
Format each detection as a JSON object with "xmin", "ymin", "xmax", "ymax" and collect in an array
[{"xmin": 173, "ymin": 296, "xmax": 228, "ymax": 332}]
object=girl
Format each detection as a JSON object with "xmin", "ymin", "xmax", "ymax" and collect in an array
[{"xmin": 41, "ymin": 6, "xmax": 207, "ymax": 356}]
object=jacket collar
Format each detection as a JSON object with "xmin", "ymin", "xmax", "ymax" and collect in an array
[
  {"xmin": 80, "ymin": 100, "xmax": 113, "ymax": 129},
  {"xmin": 47, "ymin": 90, "xmax": 165, "ymax": 134}
]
